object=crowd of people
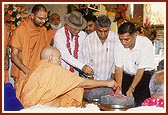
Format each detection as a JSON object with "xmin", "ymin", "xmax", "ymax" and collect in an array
[{"xmin": 4, "ymin": 4, "xmax": 164, "ymax": 111}]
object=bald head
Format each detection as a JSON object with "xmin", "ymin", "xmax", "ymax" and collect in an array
[{"xmin": 40, "ymin": 46, "xmax": 61, "ymax": 65}]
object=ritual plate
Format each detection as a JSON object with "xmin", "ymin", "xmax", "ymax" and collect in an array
[
  {"xmin": 83, "ymin": 98, "xmax": 100, "ymax": 103},
  {"xmin": 98, "ymin": 103, "xmax": 135, "ymax": 111}
]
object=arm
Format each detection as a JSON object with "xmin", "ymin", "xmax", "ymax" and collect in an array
[
  {"xmin": 114, "ymin": 66, "xmax": 123, "ymax": 94},
  {"xmin": 78, "ymin": 79, "xmax": 118, "ymax": 89},
  {"xmin": 54, "ymin": 30, "xmax": 94, "ymax": 75},
  {"xmin": 126, "ymin": 68, "xmax": 145, "ymax": 96},
  {"xmin": 11, "ymin": 47, "xmax": 29, "ymax": 75},
  {"xmin": 114, "ymin": 66, "xmax": 123, "ymax": 87},
  {"xmin": 4, "ymin": 52, "xmax": 9, "ymax": 70},
  {"xmin": 82, "ymin": 38, "xmax": 94, "ymax": 76},
  {"xmin": 54, "ymin": 31, "xmax": 84, "ymax": 70}
]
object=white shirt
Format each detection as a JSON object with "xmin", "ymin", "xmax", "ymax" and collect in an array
[
  {"xmin": 53, "ymin": 26, "xmax": 86, "ymax": 75},
  {"xmin": 114, "ymin": 35, "xmax": 155, "ymax": 75},
  {"xmin": 153, "ymin": 40, "xmax": 163, "ymax": 54},
  {"xmin": 83, "ymin": 31, "xmax": 118, "ymax": 80}
]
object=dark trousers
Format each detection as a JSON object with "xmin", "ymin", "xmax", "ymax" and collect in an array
[{"xmin": 122, "ymin": 71, "xmax": 152, "ymax": 107}]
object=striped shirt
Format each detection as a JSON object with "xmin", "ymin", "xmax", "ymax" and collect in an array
[{"xmin": 83, "ymin": 31, "xmax": 119, "ymax": 80}]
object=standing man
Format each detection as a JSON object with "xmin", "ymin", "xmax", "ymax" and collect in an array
[
  {"xmin": 49, "ymin": 13, "xmax": 62, "ymax": 30},
  {"xmin": 47, "ymin": 13, "xmax": 62, "ymax": 45},
  {"xmin": 53, "ymin": 11, "xmax": 94, "ymax": 76},
  {"xmin": 83, "ymin": 14, "xmax": 97, "ymax": 34},
  {"xmin": 150, "ymin": 31, "xmax": 163, "ymax": 55},
  {"xmin": 114, "ymin": 22, "xmax": 155, "ymax": 106},
  {"xmin": 9, "ymin": 4, "xmax": 50, "ymax": 98},
  {"xmin": 83, "ymin": 15, "xmax": 118, "ymax": 80}
]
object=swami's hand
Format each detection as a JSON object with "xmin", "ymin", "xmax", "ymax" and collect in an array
[{"xmin": 82, "ymin": 64, "xmax": 94, "ymax": 76}]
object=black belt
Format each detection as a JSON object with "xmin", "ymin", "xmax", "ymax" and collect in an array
[
  {"xmin": 145, "ymin": 70, "xmax": 155, "ymax": 76},
  {"xmin": 124, "ymin": 70, "xmax": 155, "ymax": 77}
]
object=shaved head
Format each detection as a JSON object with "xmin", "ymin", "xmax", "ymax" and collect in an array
[
  {"xmin": 31, "ymin": 4, "xmax": 47, "ymax": 15},
  {"xmin": 40, "ymin": 46, "xmax": 61, "ymax": 65}
]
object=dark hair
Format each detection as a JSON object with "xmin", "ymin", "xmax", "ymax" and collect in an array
[
  {"xmin": 31, "ymin": 4, "xmax": 47, "ymax": 14},
  {"xmin": 118, "ymin": 21, "xmax": 136, "ymax": 35},
  {"xmin": 95, "ymin": 15, "xmax": 111, "ymax": 27},
  {"xmin": 137, "ymin": 26, "xmax": 144, "ymax": 34},
  {"xmin": 84, "ymin": 14, "xmax": 97, "ymax": 23},
  {"xmin": 151, "ymin": 31, "xmax": 157, "ymax": 38}
]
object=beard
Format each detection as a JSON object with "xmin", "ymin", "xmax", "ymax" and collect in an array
[
  {"xmin": 50, "ymin": 23, "xmax": 62, "ymax": 30},
  {"xmin": 34, "ymin": 21, "xmax": 44, "ymax": 27}
]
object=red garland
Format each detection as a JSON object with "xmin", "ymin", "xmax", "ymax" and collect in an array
[
  {"xmin": 64, "ymin": 24, "xmax": 79, "ymax": 72},
  {"xmin": 141, "ymin": 97, "xmax": 164, "ymax": 108}
]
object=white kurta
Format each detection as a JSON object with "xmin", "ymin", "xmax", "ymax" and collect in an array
[{"xmin": 53, "ymin": 26, "xmax": 86, "ymax": 75}]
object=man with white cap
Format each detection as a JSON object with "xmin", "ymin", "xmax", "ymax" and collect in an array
[{"xmin": 53, "ymin": 11, "xmax": 94, "ymax": 77}]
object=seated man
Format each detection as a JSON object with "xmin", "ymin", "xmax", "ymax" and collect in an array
[
  {"xmin": 142, "ymin": 70, "xmax": 164, "ymax": 108},
  {"xmin": 127, "ymin": 70, "xmax": 164, "ymax": 111},
  {"xmin": 18, "ymin": 46, "xmax": 118, "ymax": 108}
]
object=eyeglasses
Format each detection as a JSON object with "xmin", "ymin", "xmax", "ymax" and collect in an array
[{"xmin": 35, "ymin": 16, "xmax": 48, "ymax": 21}]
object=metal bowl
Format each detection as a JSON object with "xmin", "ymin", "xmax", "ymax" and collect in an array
[
  {"xmin": 98, "ymin": 103, "xmax": 135, "ymax": 111},
  {"xmin": 83, "ymin": 98, "xmax": 100, "ymax": 103}
]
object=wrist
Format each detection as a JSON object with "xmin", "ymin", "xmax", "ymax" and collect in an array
[{"xmin": 129, "ymin": 86, "xmax": 135, "ymax": 92}]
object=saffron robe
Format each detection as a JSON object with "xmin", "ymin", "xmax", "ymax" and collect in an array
[
  {"xmin": 19, "ymin": 60, "xmax": 84, "ymax": 108},
  {"xmin": 47, "ymin": 29, "xmax": 57, "ymax": 45},
  {"xmin": 4, "ymin": 24, "xmax": 9, "ymax": 83},
  {"xmin": 9, "ymin": 17, "xmax": 50, "ymax": 98}
]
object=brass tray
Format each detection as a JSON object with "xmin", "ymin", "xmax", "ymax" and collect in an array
[{"xmin": 98, "ymin": 103, "xmax": 135, "ymax": 111}]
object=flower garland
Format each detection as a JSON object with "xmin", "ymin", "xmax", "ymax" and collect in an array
[
  {"xmin": 141, "ymin": 97, "xmax": 164, "ymax": 108},
  {"xmin": 64, "ymin": 24, "xmax": 79, "ymax": 72}
]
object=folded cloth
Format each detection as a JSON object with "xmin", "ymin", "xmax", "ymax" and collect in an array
[{"xmin": 4, "ymin": 83, "xmax": 24, "ymax": 111}]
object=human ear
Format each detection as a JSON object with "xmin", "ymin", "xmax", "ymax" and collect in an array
[
  {"xmin": 30, "ymin": 13, "xmax": 35, "ymax": 20},
  {"xmin": 48, "ymin": 55, "xmax": 53, "ymax": 63}
]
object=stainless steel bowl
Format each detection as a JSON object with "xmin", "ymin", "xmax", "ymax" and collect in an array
[
  {"xmin": 98, "ymin": 103, "xmax": 135, "ymax": 111},
  {"xmin": 83, "ymin": 98, "xmax": 100, "ymax": 103}
]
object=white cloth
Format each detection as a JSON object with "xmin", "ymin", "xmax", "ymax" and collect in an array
[
  {"xmin": 114, "ymin": 35, "xmax": 155, "ymax": 75},
  {"xmin": 127, "ymin": 106, "xmax": 165, "ymax": 112},
  {"xmin": 53, "ymin": 26, "xmax": 86, "ymax": 75},
  {"xmin": 83, "ymin": 31, "xmax": 118, "ymax": 80},
  {"xmin": 20, "ymin": 104, "xmax": 100, "ymax": 112}
]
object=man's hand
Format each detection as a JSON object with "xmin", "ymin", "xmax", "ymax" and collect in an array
[
  {"xmin": 107, "ymin": 80, "xmax": 118, "ymax": 88},
  {"xmin": 82, "ymin": 64, "xmax": 94, "ymax": 76},
  {"xmin": 126, "ymin": 88, "xmax": 134, "ymax": 97},
  {"xmin": 113, "ymin": 86, "xmax": 122, "ymax": 94}
]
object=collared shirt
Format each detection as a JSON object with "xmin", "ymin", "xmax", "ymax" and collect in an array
[
  {"xmin": 83, "ymin": 31, "xmax": 118, "ymax": 80},
  {"xmin": 114, "ymin": 35, "xmax": 155, "ymax": 75},
  {"xmin": 53, "ymin": 26, "xmax": 86, "ymax": 75}
]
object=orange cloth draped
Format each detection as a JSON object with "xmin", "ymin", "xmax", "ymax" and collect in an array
[
  {"xmin": 47, "ymin": 29, "xmax": 57, "ymax": 44},
  {"xmin": 4, "ymin": 24, "xmax": 9, "ymax": 83},
  {"xmin": 19, "ymin": 60, "xmax": 84, "ymax": 108},
  {"xmin": 9, "ymin": 18, "xmax": 50, "ymax": 98}
]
